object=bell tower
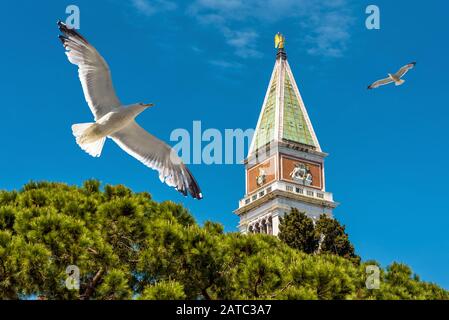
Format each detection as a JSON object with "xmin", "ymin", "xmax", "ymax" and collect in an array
[{"xmin": 234, "ymin": 33, "xmax": 338, "ymax": 235}]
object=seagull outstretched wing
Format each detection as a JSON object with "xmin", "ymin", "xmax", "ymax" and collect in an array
[
  {"xmin": 111, "ymin": 121, "xmax": 203, "ymax": 199},
  {"xmin": 58, "ymin": 21, "xmax": 121, "ymax": 120},
  {"xmin": 368, "ymin": 77, "xmax": 394, "ymax": 89},
  {"xmin": 395, "ymin": 62, "xmax": 417, "ymax": 78}
]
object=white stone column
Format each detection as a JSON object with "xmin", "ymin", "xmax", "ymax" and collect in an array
[
  {"xmin": 272, "ymin": 215, "xmax": 280, "ymax": 236},
  {"xmin": 267, "ymin": 216, "xmax": 273, "ymax": 235}
]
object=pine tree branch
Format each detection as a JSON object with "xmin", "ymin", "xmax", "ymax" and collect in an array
[
  {"xmin": 80, "ymin": 267, "xmax": 104, "ymax": 300},
  {"xmin": 270, "ymin": 281, "xmax": 293, "ymax": 299},
  {"xmin": 201, "ymin": 288, "xmax": 212, "ymax": 300},
  {"xmin": 87, "ymin": 247, "xmax": 98, "ymax": 255}
]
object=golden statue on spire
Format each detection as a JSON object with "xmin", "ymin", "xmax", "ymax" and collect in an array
[{"xmin": 274, "ymin": 32, "xmax": 285, "ymax": 49}]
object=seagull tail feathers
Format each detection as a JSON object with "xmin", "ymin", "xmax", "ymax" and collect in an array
[
  {"xmin": 395, "ymin": 79, "xmax": 405, "ymax": 86},
  {"xmin": 72, "ymin": 123, "xmax": 105, "ymax": 158}
]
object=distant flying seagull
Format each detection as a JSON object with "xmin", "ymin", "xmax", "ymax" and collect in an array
[
  {"xmin": 367, "ymin": 62, "xmax": 416, "ymax": 89},
  {"xmin": 57, "ymin": 21, "xmax": 202, "ymax": 199}
]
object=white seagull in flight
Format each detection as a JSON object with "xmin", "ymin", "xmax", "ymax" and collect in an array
[
  {"xmin": 57, "ymin": 21, "xmax": 202, "ymax": 199},
  {"xmin": 368, "ymin": 62, "xmax": 416, "ymax": 89}
]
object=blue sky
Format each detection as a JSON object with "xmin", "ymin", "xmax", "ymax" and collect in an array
[{"xmin": 1, "ymin": 0, "xmax": 448, "ymax": 289}]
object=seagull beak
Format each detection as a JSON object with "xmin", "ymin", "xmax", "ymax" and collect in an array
[{"xmin": 142, "ymin": 103, "xmax": 154, "ymax": 108}]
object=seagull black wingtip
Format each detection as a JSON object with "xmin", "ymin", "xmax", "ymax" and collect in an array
[
  {"xmin": 58, "ymin": 34, "xmax": 68, "ymax": 41},
  {"xmin": 56, "ymin": 20, "xmax": 90, "ymax": 45},
  {"xmin": 185, "ymin": 167, "xmax": 203, "ymax": 200},
  {"xmin": 58, "ymin": 35, "xmax": 67, "ymax": 45},
  {"xmin": 57, "ymin": 20, "xmax": 66, "ymax": 31}
]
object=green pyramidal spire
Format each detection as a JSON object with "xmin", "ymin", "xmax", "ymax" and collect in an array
[
  {"xmin": 249, "ymin": 46, "xmax": 321, "ymax": 155},
  {"xmin": 252, "ymin": 68, "xmax": 278, "ymax": 151}
]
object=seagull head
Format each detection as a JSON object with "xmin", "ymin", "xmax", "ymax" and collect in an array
[
  {"xmin": 139, "ymin": 103, "xmax": 154, "ymax": 108},
  {"xmin": 127, "ymin": 103, "xmax": 154, "ymax": 117}
]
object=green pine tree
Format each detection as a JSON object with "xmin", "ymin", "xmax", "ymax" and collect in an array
[
  {"xmin": 315, "ymin": 214, "xmax": 359, "ymax": 262},
  {"xmin": 278, "ymin": 209, "xmax": 359, "ymax": 262},
  {"xmin": 278, "ymin": 209, "xmax": 319, "ymax": 254},
  {"xmin": 0, "ymin": 180, "xmax": 447, "ymax": 300}
]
